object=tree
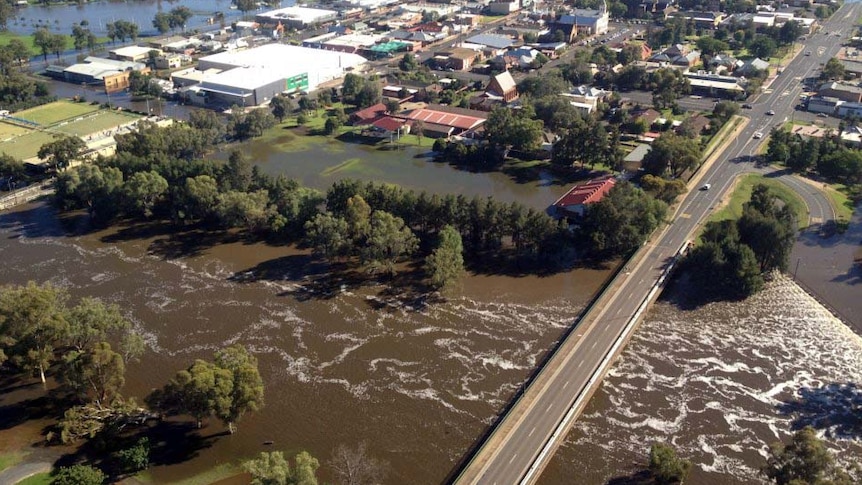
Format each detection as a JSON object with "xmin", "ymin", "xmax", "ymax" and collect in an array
[
  {"xmin": 72, "ymin": 23, "xmax": 94, "ymax": 51},
  {"xmin": 398, "ymin": 53, "xmax": 417, "ymax": 72},
  {"xmin": 749, "ymin": 36, "xmax": 777, "ymax": 59},
  {"xmin": 361, "ymin": 210, "xmax": 418, "ymax": 276},
  {"xmin": 224, "ymin": 149, "xmax": 252, "ymax": 192},
  {"xmin": 641, "ymin": 132, "xmax": 702, "ymax": 177},
  {"xmin": 696, "ymin": 36, "xmax": 729, "ymax": 56},
  {"xmin": 169, "ymin": 7, "xmax": 193, "ymax": 32},
  {"xmin": 649, "ymin": 442, "xmax": 692, "ymax": 485},
  {"xmin": 38, "ymin": 136, "xmax": 86, "ymax": 171},
  {"xmin": 66, "ymin": 296, "xmax": 132, "ymax": 353},
  {"xmin": 0, "ymin": 282, "xmax": 69, "ymax": 385},
  {"xmin": 182, "ymin": 175, "xmax": 220, "ymax": 221},
  {"xmin": 763, "ymin": 426, "xmax": 855, "ymax": 485},
  {"xmin": 0, "ymin": 153, "xmax": 24, "ymax": 180},
  {"xmin": 213, "ymin": 344, "xmax": 264, "ymax": 433},
  {"xmin": 47, "ymin": 33, "xmax": 66, "ymax": 59},
  {"xmin": 270, "ymin": 95, "xmax": 292, "ymax": 123},
  {"xmin": 33, "ymin": 28, "xmax": 52, "ymax": 60},
  {"xmin": 53, "ymin": 464, "xmax": 107, "ymax": 485},
  {"xmin": 342, "ymin": 73, "xmax": 365, "ymax": 105},
  {"xmin": 412, "ymin": 120, "xmax": 425, "ymax": 146},
  {"xmin": 113, "ymin": 437, "xmax": 150, "ymax": 473},
  {"xmin": 485, "ymin": 106, "xmax": 543, "ymax": 156},
  {"xmin": 354, "ymin": 80, "xmax": 381, "ymax": 109},
  {"xmin": 778, "ymin": 20, "xmax": 802, "ymax": 45},
  {"xmin": 216, "ymin": 190, "xmax": 271, "ymax": 232},
  {"xmin": 235, "ymin": 0, "xmax": 257, "ymax": 14},
  {"xmin": 425, "ymin": 225, "xmax": 464, "ymax": 291},
  {"xmin": 149, "ymin": 359, "xmax": 233, "ymax": 428},
  {"xmin": 822, "ymin": 57, "xmax": 846, "ymax": 81},
  {"xmin": 579, "ymin": 182, "xmax": 668, "ymax": 258},
  {"xmin": 324, "ymin": 116, "xmax": 342, "ymax": 135},
  {"xmin": 123, "ymin": 170, "xmax": 168, "ymax": 218},
  {"xmin": 244, "ymin": 451, "xmax": 320, "ymax": 485},
  {"xmin": 329, "ymin": 442, "xmax": 389, "ymax": 485},
  {"xmin": 304, "ymin": 214, "xmax": 352, "ymax": 262},
  {"xmin": 152, "ymin": 12, "xmax": 171, "ymax": 35},
  {"xmin": 60, "ymin": 342, "xmax": 126, "ymax": 406},
  {"xmin": 712, "ymin": 101, "xmax": 740, "ymax": 125}
]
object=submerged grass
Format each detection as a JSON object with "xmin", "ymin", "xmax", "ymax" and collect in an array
[
  {"xmin": 320, "ymin": 157, "xmax": 363, "ymax": 176},
  {"xmin": 135, "ymin": 463, "xmax": 242, "ymax": 485}
]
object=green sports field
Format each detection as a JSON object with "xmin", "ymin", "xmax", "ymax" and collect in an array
[
  {"xmin": 15, "ymin": 100, "xmax": 101, "ymax": 126},
  {"xmin": 0, "ymin": 121, "xmax": 31, "ymax": 140},
  {"xmin": 54, "ymin": 110, "xmax": 141, "ymax": 137},
  {"xmin": 0, "ymin": 130, "xmax": 57, "ymax": 161}
]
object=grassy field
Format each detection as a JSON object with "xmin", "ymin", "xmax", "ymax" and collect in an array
[
  {"xmin": 18, "ymin": 472, "xmax": 52, "ymax": 485},
  {"xmin": 54, "ymin": 110, "xmax": 140, "ymax": 137},
  {"xmin": 0, "ymin": 451, "xmax": 24, "ymax": 473},
  {"xmin": 706, "ymin": 173, "xmax": 809, "ymax": 229},
  {"xmin": 0, "ymin": 121, "xmax": 32, "ymax": 139},
  {"xmin": 822, "ymin": 182, "xmax": 855, "ymax": 228},
  {"xmin": 15, "ymin": 101, "xmax": 101, "ymax": 127},
  {"xmin": 0, "ymin": 31, "xmax": 109, "ymax": 57},
  {"xmin": 0, "ymin": 130, "xmax": 57, "ymax": 160},
  {"xmin": 135, "ymin": 463, "xmax": 241, "ymax": 485}
]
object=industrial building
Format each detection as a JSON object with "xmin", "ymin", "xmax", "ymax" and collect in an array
[
  {"xmin": 255, "ymin": 6, "xmax": 338, "ymax": 29},
  {"xmin": 195, "ymin": 44, "xmax": 367, "ymax": 107},
  {"xmin": 46, "ymin": 57, "xmax": 149, "ymax": 93}
]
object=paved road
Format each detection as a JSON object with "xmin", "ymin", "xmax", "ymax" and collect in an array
[{"xmin": 454, "ymin": 3, "xmax": 862, "ymax": 484}]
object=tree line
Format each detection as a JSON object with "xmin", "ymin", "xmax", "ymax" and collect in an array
[
  {"xmin": 0, "ymin": 281, "xmax": 265, "ymax": 480},
  {"xmin": 766, "ymin": 127, "xmax": 862, "ymax": 199},
  {"xmin": 681, "ymin": 184, "xmax": 796, "ymax": 300}
]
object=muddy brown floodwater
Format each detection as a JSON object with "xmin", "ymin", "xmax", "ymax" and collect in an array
[{"xmin": 0, "ymin": 202, "xmax": 609, "ymax": 483}]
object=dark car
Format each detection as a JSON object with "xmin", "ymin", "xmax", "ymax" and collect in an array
[{"xmin": 742, "ymin": 103, "xmax": 753, "ymax": 109}]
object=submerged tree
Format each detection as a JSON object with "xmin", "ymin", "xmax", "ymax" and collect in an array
[
  {"xmin": 244, "ymin": 450, "xmax": 319, "ymax": 485},
  {"xmin": 763, "ymin": 426, "xmax": 855, "ymax": 485},
  {"xmin": 425, "ymin": 225, "xmax": 464, "ymax": 291},
  {"xmin": 649, "ymin": 442, "xmax": 692, "ymax": 485}
]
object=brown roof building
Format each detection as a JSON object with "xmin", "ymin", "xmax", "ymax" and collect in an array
[{"xmin": 553, "ymin": 175, "xmax": 617, "ymax": 217}]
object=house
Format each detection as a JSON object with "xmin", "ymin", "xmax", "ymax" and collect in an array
[
  {"xmin": 465, "ymin": 33, "xmax": 515, "ymax": 51},
  {"xmin": 351, "ymin": 102, "xmax": 388, "ymax": 125},
  {"xmin": 441, "ymin": 47, "xmax": 481, "ymax": 71},
  {"xmin": 667, "ymin": 10, "xmax": 723, "ymax": 28},
  {"xmin": 109, "ymin": 45, "xmax": 155, "ymax": 63},
  {"xmin": 709, "ymin": 54, "xmax": 737, "ymax": 72},
  {"xmin": 55, "ymin": 57, "xmax": 150, "ymax": 93},
  {"xmin": 672, "ymin": 50, "xmax": 701, "ymax": 67},
  {"xmin": 840, "ymin": 125, "xmax": 862, "ymax": 145},
  {"xmin": 840, "ymin": 59, "xmax": 862, "ymax": 77},
  {"xmin": 837, "ymin": 102, "xmax": 862, "ymax": 118},
  {"xmin": 632, "ymin": 108, "xmax": 662, "ymax": 126},
  {"xmin": 370, "ymin": 116, "xmax": 409, "ymax": 138},
  {"xmin": 553, "ymin": 4, "xmax": 610, "ymax": 40},
  {"xmin": 807, "ymin": 96, "xmax": 843, "ymax": 115},
  {"xmin": 818, "ymin": 82, "xmax": 862, "ymax": 103},
  {"xmin": 488, "ymin": 1, "xmax": 519, "ymax": 14},
  {"xmin": 735, "ymin": 57, "xmax": 770, "ymax": 76},
  {"xmin": 678, "ymin": 113, "xmax": 711, "ymax": 135},
  {"xmin": 400, "ymin": 105, "xmax": 487, "ymax": 138},
  {"xmin": 485, "ymin": 70, "xmax": 519, "ymax": 103},
  {"xmin": 154, "ymin": 53, "xmax": 183, "ymax": 69},
  {"xmin": 552, "ymin": 175, "xmax": 617, "ymax": 217},
  {"xmin": 684, "ymin": 71, "xmax": 747, "ymax": 97}
]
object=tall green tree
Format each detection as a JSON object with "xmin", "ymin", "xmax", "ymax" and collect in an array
[
  {"xmin": 243, "ymin": 451, "xmax": 319, "ymax": 485},
  {"xmin": 425, "ymin": 225, "xmax": 464, "ymax": 291},
  {"xmin": 763, "ymin": 426, "xmax": 854, "ymax": 485},
  {"xmin": 215, "ymin": 190, "xmax": 272, "ymax": 232},
  {"xmin": 38, "ymin": 136, "xmax": 87, "ymax": 171},
  {"xmin": 649, "ymin": 442, "xmax": 692, "ymax": 485},
  {"xmin": 149, "ymin": 359, "xmax": 233, "ymax": 428},
  {"xmin": 60, "ymin": 342, "xmax": 125, "ymax": 406},
  {"xmin": 361, "ymin": 210, "xmax": 418, "ymax": 276},
  {"xmin": 123, "ymin": 170, "xmax": 168, "ymax": 218},
  {"xmin": 213, "ymin": 344, "xmax": 264, "ymax": 433},
  {"xmin": 270, "ymin": 95, "xmax": 292, "ymax": 123},
  {"xmin": 152, "ymin": 12, "xmax": 171, "ymax": 34},
  {"xmin": 304, "ymin": 214, "xmax": 351, "ymax": 262},
  {"xmin": 169, "ymin": 7, "xmax": 193, "ymax": 31},
  {"xmin": 0, "ymin": 282, "xmax": 69, "ymax": 384}
]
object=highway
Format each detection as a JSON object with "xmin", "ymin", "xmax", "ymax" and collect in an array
[{"xmin": 454, "ymin": 3, "xmax": 862, "ymax": 484}]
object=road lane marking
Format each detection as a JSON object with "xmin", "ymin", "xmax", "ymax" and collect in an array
[
  {"xmin": 529, "ymin": 426, "xmax": 536, "ymax": 437},
  {"xmin": 563, "ymin": 380, "xmax": 570, "ymax": 389},
  {"xmin": 509, "ymin": 453, "xmax": 518, "ymax": 464}
]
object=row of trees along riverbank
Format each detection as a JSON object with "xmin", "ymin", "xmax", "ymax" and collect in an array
[{"xmin": 53, "ymin": 121, "xmax": 669, "ymax": 290}]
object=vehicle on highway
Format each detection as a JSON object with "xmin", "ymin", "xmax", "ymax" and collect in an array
[
  {"xmin": 742, "ymin": 103, "xmax": 753, "ymax": 109},
  {"xmin": 700, "ymin": 183, "xmax": 711, "ymax": 190},
  {"xmin": 766, "ymin": 110, "xmax": 775, "ymax": 115},
  {"xmin": 806, "ymin": 51, "xmax": 812, "ymax": 56},
  {"xmin": 754, "ymin": 132, "xmax": 763, "ymax": 139}
]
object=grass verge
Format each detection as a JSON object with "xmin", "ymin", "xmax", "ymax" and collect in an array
[
  {"xmin": 822, "ymin": 182, "xmax": 855, "ymax": 229},
  {"xmin": 18, "ymin": 472, "xmax": 52, "ymax": 485},
  {"xmin": 135, "ymin": 463, "xmax": 241, "ymax": 485},
  {"xmin": 0, "ymin": 451, "xmax": 25, "ymax": 473},
  {"xmin": 706, "ymin": 173, "xmax": 809, "ymax": 229}
]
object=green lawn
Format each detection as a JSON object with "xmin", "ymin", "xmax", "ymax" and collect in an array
[
  {"xmin": 0, "ymin": 451, "xmax": 24, "ymax": 473},
  {"xmin": 706, "ymin": 173, "xmax": 809, "ymax": 230},
  {"xmin": 15, "ymin": 101, "xmax": 101, "ymax": 127},
  {"xmin": 0, "ymin": 130, "xmax": 58, "ymax": 160},
  {"xmin": 54, "ymin": 110, "xmax": 140, "ymax": 137},
  {"xmin": 0, "ymin": 121, "xmax": 32, "ymax": 139},
  {"xmin": 17, "ymin": 472, "xmax": 52, "ymax": 485},
  {"xmin": 0, "ymin": 31, "xmax": 109, "ymax": 57},
  {"xmin": 822, "ymin": 182, "xmax": 855, "ymax": 227}
]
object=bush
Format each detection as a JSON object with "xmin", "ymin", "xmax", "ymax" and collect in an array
[
  {"xmin": 113, "ymin": 437, "xmax": 150, "ymax": 473},
  {"xmin": 54, "ymin": 464, "xmax": 106, "ymax": 485}
]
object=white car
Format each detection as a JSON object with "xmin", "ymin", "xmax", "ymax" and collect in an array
[
  {"xmin": 754, "ymin": 132, "xmax": 764, "ymax": 139},
  {"xmin": 700, "ymin": 183, "xmax": 711, "ymax": 191}
]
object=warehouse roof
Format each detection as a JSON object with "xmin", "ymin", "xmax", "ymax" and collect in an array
[
  {"xmin": 465, "ymin": 33, "xmax": 514, "ymax": 49},
  {"xmin": 257, "ymin": 6, "xmax": 337, "ymax": 23}
]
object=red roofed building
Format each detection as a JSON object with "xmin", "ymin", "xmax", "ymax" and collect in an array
[
  {"xmin": 370, "ymin": 116, "xmax": 409, "ymax": 137},
  {"xmin": 350, "ymin": 102, "xmax": 388, "ymax": 125},
  {"xmin": 401, "ymin": 105, "xmax": 486, "ymax": 137},
  {"xmin": 552, "ymin": 175, "xmax": 616, "ymax": 217}
]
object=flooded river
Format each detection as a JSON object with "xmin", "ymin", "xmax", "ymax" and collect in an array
[
  {"xmin": 0, "ymin": 202, "xmax": 604, "ymax": 483},
  {"xmin": 540, "ymin": 274, "xmax": 862, "ymax": 485}
]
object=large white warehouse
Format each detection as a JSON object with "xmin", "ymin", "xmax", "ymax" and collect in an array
[{"xmin": 196, "ymin": 44, "xmax": 367, "ymax": 107}]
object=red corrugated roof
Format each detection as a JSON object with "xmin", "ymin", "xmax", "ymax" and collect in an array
[
  {"xmin": 405, "ymin": 108, "xmax": 485, "ymax": 130},
  {"xmin": 353, "ymin": 103, "xmax": 387, "ymax": 122},
  {"xmin": 372, "ymin": 116, "xmax": 406, "ymax": 132},
  {"xmin": 553, "ymin": 175, "xmax": 616, "ymax": 208}
]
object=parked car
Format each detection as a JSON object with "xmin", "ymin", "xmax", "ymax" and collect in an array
[
  {"xmin": 817, "ymin": 113, "xmax": 829, "ymax": 118},
  {"xmin": 742, "ymin": 103, "xmax": 753, "ymax": 109},
  {"xmin": 766, "ymin": 110, "xmax": 775, "ymax": 115}
]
